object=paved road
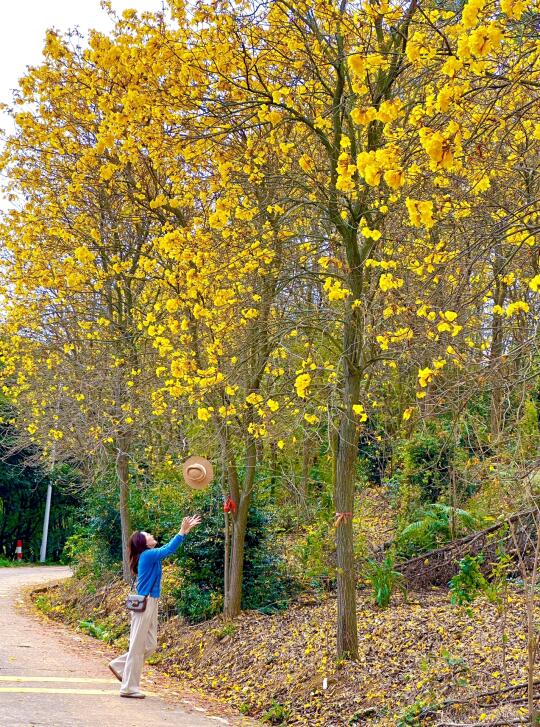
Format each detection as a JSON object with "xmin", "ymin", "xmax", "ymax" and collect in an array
[{"xmin": 0, "ymin": 567, "xmax": 237, "ymax": 727}]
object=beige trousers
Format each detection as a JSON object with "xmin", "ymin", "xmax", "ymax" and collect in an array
[{"xmin": 109, "ymin": 596, "xmax": 159, "ymax": 695}]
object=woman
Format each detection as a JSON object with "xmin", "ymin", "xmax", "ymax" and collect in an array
[{"xmin": 108, "ymin": 515, "xmax": 201, "ymax": 698}]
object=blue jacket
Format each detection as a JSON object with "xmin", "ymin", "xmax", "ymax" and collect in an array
[{"xmin": 136, "ymin": 534, "xmax": 185, "ymax": 598}]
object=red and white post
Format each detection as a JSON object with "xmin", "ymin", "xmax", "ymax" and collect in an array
[{"xmin": 15, "ymin": 540, "xmax": 22, "ymax": 560}]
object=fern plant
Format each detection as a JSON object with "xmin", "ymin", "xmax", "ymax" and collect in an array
[{"xmin": 396, "ymin": 504, "xmax": 480, "ymax": 559}]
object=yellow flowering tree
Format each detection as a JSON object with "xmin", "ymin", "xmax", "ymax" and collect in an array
[
  {"xmin": 155, "ymin": 0, "xmax": 539, "ymax": 657},
  {"xmin": 0, "ymin": 30, "xmax": 185, "ymax": 578}
]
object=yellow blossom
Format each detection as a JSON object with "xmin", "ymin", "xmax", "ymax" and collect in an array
[
  {"xmin": 295, "ymin": 373, "xmax": 311, "ymax": 399},
  {"xmin": 197, "ymin": 407, "xmax": 211, "ymax": 422},
  {"xmin": 352, "ymin": 404, "xmax": 368, "ymax": 422}
]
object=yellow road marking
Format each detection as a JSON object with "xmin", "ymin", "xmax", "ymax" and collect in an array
[
  {"xmin": 0, "ymin": 676, "xmax": 116, "ymax": 684},
  {"xmin": 0, "ymin": 686, "xmax": 156, "ymax": 695}
]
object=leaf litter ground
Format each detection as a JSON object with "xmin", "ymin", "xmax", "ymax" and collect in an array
[{"xmin": 37, "ymin": 570, "xmax": 535, "ymax": 726}]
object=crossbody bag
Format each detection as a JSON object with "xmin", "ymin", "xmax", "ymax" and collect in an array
[{"xmin": 126, "ymin": 568, "xmax": 160, "ymax": 613}]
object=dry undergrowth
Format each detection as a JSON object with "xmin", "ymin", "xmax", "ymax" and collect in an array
[{"xmin": 36, "ymin": 567, "xmax": 537, "ymax": 726}]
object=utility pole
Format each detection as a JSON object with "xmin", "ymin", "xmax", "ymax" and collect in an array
[
  {"xmin": 40, "ymin": 391, "xmax": 60, "ymax": 563},
  {"xmin": 39, "ymin": 480, "xmax": 53, "ymax": 563}
]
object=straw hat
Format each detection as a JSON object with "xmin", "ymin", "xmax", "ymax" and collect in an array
[{"xmin": 182, "ymin": 456, "xmax": 213, "ymax": 490}]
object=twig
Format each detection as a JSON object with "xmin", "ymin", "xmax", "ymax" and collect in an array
[
  {"xmin": 436, "ymin": 720, "xmax": 527, "ymax": 726},
  {"xmin": 426, "ymin": 680, "xmax": 540, "ymax": 717},
  {"xmin": 479, "ymin": 695, "xmax": 540, "ymax": 707},
  {"xmin": 470, "ymin": 678, "xmax": 540, "ymax": 700}
]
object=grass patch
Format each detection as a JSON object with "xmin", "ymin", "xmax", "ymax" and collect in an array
[
  {"xmin": 0, "ymin": 556, "xmax": 29, "ymax": 567},
  {"xmin": 212, "ymin": 623, "xmax": 237, "ymax": 640},
  {"xmin": 78, "ymin": 619, "xmax": 112, "ymax": 642},
  {"xmin": 34, "ymin": 593, "xmax": 53, "ymax": 613},
  {"xmin": 0, "ymin": 557, "xmax": 64, "ymax": 568},
  {"xmin": 261, "ymin": 701, "xmax": 291, "ymax": 724}
]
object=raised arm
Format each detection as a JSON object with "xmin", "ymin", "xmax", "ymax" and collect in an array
[
  {"xmin": 143, "ymin": 515, "xmax": 201, "ymax": 562},
  {"xmin": 143, "ymin": 533, "xmax": 185, "ymax": 562}
]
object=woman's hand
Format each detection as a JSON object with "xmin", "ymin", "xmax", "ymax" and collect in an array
[{"xmin": 179, "ymin": 515, "xmax": 202, "ymax": 536}]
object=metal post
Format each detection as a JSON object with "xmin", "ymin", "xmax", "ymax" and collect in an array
[
  {"xmin": 39, "ymin": 391, "xmax": 60, "ymax": 563},
  {"xmin": 39, "ymin": 483, "xmax": 52, "ymax": 563}
]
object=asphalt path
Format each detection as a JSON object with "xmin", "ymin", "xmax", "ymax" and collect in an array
[{"xmin": 0, "ymin": 566, "xmax": 239, "ymax": 727}]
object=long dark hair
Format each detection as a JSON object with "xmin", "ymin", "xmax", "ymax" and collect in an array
[{"xmin": 128, "ymin": 531, "xmax": 148, "ymax": 577}]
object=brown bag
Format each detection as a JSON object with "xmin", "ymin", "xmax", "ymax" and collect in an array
[
  {"xmin": 126, "ymin": 592, "xmax": 149, "ymax": 612},
  {"xmin": 126, "ymin": 571, "xmax": 159, "ymax": 612}
]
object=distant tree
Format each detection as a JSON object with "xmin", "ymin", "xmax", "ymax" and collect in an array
[{"xmin": 0, "ymin": 422, "xmax": 80, "ymax": 561}]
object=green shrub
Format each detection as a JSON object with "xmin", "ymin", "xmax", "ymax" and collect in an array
[
  {"xmin": 261, "ymin": 701, "xmax": 291, "ymax": 724},
  {"xmin": 175, "ymin": 585, "xmax": 222, "ymax": 623},
  {"xmin": 396, "ymin": 699, "xmax": 439, "ymax": 726},
  {"xmin": 396, "ymin": 504, "xmax": 480, "ymax": 559},
  {"xmin": 63, "ymin": 529, "xmax": 112, "ymax": 581},
  {"xmin": 173, "ymin": 486, "xmax": 297, "ymax": 623},
  {"xmin": 78, "ymin": 619, "xmax": 111, "ymax": 642},
  {"xmin": 364, "ymin": 553, "xmax": 404, "ymax": 608},
  {"xmin": 294, "ymin": 518, "xmax": 335, "ymax": 590},
  {"xmin": 516, "ymin": 397, "xmax": 540, "ymax": 458},
  {"xmin": 212, "ymin": 623, "xmax": 237, "ymax": 640},
  {"xmin": 34, "ymin": 594, "xmax": 52, "ymax": 613},
  {"xmin": 401, "ymin": 428, "xmax": 453, "ymax": 503},
  {"xmin": 61, "ymin": 468, "xmax": 128, "ymax": 581},
  {"xmin": 449, "ymin": 554, "xmax": 488, "ymax": 606}
]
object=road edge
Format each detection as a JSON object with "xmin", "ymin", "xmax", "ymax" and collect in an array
[{"xmin": 17, "ymin": 570, "xmax": 259, "ymax": 727}]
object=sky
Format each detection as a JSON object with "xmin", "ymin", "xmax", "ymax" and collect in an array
[
  {"xmin": 0, "ymin": 0, "xmax": 166, "ymax": 213},
  {"xmin": 0, "ymin": 0, "xmax": 165, "ymax": 128}
]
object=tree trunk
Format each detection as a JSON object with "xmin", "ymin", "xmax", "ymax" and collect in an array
[
  {"xmin": 489, "ymin": 327, "xmax": 504, "ymax": 440},
  {"xmin": 269, "ymin": 441, "xmax": 278, "ymax": 498},
  {"xmin": 116, "ymin": 439, "xmax": 132, "ymax": 581},
  {"xmin": 223, "ymin": 496, "xmax": 250, "ymax": 619},
  {"xmin": 299, "ymin": 435, "xmax": 316, "ymax": 509},
  {"xmin": 222, "ymin": 433, "xmax": 256, "ymax": 619},
  {"xmin": 334, "ymin": 314, "xmax": 361, "ymax": 660},
  {"xmin": 490, "ymin": 245, "xmax": 507, "ymax": 441},
  {"xmin": 224, "ymin": 508, "xmax": 231, "ymax": 607}
]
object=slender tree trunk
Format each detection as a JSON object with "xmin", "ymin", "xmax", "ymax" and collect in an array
[
  {"xmin": 490, "ymin": 246, "xmax": 506, "ymax": 441},
  {"xmin": 300, "ymin": 435, "xmax": 315, "ymax": 509},
  {"xmin": 224, "ymin": 496, "xmax": 250, "ymax": 619},
  {"xmin": 222, "ymin": 431, "xmax": 257, "ymax": 619},
  {"xmin": 449, "ymin": 463, "xmax": 457, "ymax": 540},
  {"xmin": 334, "ymin": 313, "xmax": 361, "ymax": 660},
  {"xmin": 116, "ymin": 436, "xmax": 132, "ymax": 581},
  {"xmin": 490, "ymin": 326, "xmax": 505, "ymax": 441},
  {"xmin": 269, "ymin": 441, "xmax": 278, "ymax": 498},
  {"xmin": 224, "ymin": 509, "xmax": 231, "ymax": 609}
]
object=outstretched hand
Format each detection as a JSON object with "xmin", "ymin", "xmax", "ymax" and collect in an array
[{"xmin": 179, "ymin": 515, "xmax": 202, "ymax": 536}]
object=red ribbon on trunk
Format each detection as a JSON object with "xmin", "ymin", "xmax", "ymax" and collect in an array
[{"xmin": 223, "ymin": 496, "xmax": 237, "ymax": 514}]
